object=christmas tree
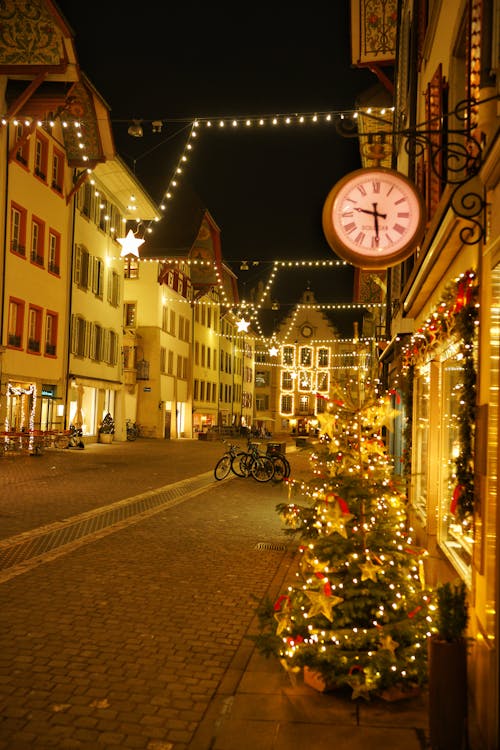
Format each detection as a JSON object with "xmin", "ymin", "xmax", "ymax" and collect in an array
[{"xmin": 254, "ymin": 369, "xmax": 434, "ymax": 700}]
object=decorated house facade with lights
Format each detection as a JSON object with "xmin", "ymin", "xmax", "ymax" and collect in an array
[
  {"xmin": 254, "ymin": 289, "xmax": 377, "ymax": 434},
  {"xmin": 347, "ymin": 0, "xmax": 500, "ymax": 746}
]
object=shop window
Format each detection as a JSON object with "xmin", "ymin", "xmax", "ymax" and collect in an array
[
  {"xmin": 438, "ymin": 344, "xmax": 474, "ymax": 578},
  {"xmin": 413, "ymin": 364, "xmax": 430, "ymax": 520}
]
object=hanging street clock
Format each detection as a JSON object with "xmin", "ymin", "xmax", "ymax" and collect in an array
[{"xmin": 322, "ymin": 167, "xmax": 426, "ymax": 270}]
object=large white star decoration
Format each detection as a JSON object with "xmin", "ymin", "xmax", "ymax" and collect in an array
[
  {"xmin": 236, "ymin": 317, "xmax": 250, "ymax": 332},
  {"xmin": 118, "ymin": 229, "xmax": 145, "ymax": 258},
  {"xmin": 304, "ymin": 589, "xmax": 343, "ymax": 622},
  {"xmin": 269, "ymin": 345, "xmax": 279, "ymax": 356}
]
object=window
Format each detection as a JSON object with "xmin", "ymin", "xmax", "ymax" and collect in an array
[
  {"xmin": 124, "ymin": 302, "xmax": 136, "ymax": 327},
  {"xmin": 176, "ymin": 354, "xmax": 183, "ymax": 378},
  {"xmin": 194, "ymin": 342, "xmax": 199, "ymax": 365},
  {"xmin": 34, "ymin": 133, "xmax": 48, "ymax": 181},
  {"xmin": 318, "ymin": 348, "xmax": 329, "ymax": 367},
  {"xmin": 184, "ymin": 319, "xmax": 190, "ymax": 342},
  {"xmin": 30, "ymin": 217, "xmax": 45, "ymax": 266},
  {"xmin": 200, "ymin": 381, "xmax": 205, "ymax": 401},
  {"xmin": 162, "ymin": 305, "xmax": 168, "ymax": 332},
  {"xmin": 194, "ymin": 380, "xmax": 199, "ymax": 400},
  {"xmin": 90, "ymin": 323, "xmax": 103, "ymax": 361},
  {"xmin": 167, "ymin": 350, "xmax": 174, "ymax": 375},
  {"xmin": 438, "ymin": 344, "xmax": 474, "ymax": 576},
  {"xmin": 123, "ymin": 257, "xmax": 139, "ymax": 279},
  {"xmin": 300, "ymin": 347, "xmax": 312, "ymax": 367},
  {"xmin": 256, "ymin": 394, "xmax": 269, "ymax": 411},
  {"xmin": 51, "ymin": 148, "xmax": 64, "ymax": 193},
  {"xmin": 48, "ymin": 231, "xmax": 60, "ymax": 275},
  {"xmin": 298, "ymin": 395, "xmax": 311, "ymax": 413},
  {"xmin": 281, "ymin": 394, "xmax": 293, "ymax": 415},
  {"xmin": 71, "ymin": 314, "xmax": 87, "ymax": 356},
  {"xmin": 27, "ymin": 306, "xmax": 42, "ymax": 353},
  {"xmin": 107, "ymin": 270, "xmax": 120, "ymax": 306},
  {"xmin": 413, "ymin": 364, "xmax": 430, "ymax": 520},
  {"xmin": 45, "ymin": 311, "xmax": 57, "ymax": 356},
  {"xmin": 108, "ymin": 330, "xmax": 118, "ymax": 365},
  {"xmin": 316, "ymin": 371, "xmax": 329, "ymax": 391},
  {"xmin": 316, "ymin": 395, "xmax": 327, "ymax": 413},
  {"xmin": 255, "ymin": 370, "xmax": 269, "ymax": 387},
  {"xmin": 92, "ymin": 257, "xmax": 104, "ymax": 298},
  {"xmin": 201, "ymin": 344, "xmax": 205, "ymax": 367},
  {"xmin": 298, "ymin": 371, "xmax": 312, "ymax": 391},
  {"xmin": 74, "ymin": 245, "xmax": 90, "ymax": 289},
  {"xmin": 281, "ymin": 371, "xmax": 293, "ymax": 390},
  {"xmin": 169, "ymin": 309, "xmax": 176, "ymax": 335},
  {"xmin": 282, "ymin": 346, "xmax": 294, "ymax": 365},
  {"xmin": 15, "ymin": 122, "xmax": 30, "ymax": 166},
  {"xmin": 10, "ymin": 203, "xmax": 27, "ymax": 257},
  {"xmin": 8, "ymin": 298, "xmax": 24, "ymax": 348},
  {"xmin": 160, "ymin": 347, "xmax": 166, "ymax": 374}
]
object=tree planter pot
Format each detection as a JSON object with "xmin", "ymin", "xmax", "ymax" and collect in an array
[
  {"xmin": 98, "ymin": 433, "xmax": 114, "ymax": 444},
  {"xmin": 428, "ymin": 636, "xmax": 468, "ymax": 750}
]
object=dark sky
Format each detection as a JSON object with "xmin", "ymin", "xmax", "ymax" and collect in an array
[{"xmin": 55, "ymin": 1, "xmax": 376, "ymax": 313}]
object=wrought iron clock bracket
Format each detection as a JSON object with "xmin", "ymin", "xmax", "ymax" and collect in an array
[{"xmin": 335, "ymin": 95, "xmax": 500, "ymax": 245}]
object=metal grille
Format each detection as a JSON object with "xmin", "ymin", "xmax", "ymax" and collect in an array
[
  {"xmin": 254, "ymin": 542, "xmax": 287, "ymax": 551},
  {"xmin": 0, "ymin": 473, "xmax": 212, "ymax": 573}
]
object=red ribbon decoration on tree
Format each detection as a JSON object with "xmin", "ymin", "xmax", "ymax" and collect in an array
[
  {"xmin": 323, "ymin": 581, "xmax": 332, "ymax": 596},
  {"xmin": 324, "ymin": 492, "xmax": 350, "ymax": 515},
  {"xmin": 274, "ymin": 594, "xmax": 291, "ymax": 611}
]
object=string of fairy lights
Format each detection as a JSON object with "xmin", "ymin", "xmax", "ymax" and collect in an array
[{"xmin": 2, "ymin": 105, "xmax": 392, "ymax": 345}]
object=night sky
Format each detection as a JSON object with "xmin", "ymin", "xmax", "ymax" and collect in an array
[{"xmin": 55, "ymin": 1, "xmax": 376, "ymax": 313}]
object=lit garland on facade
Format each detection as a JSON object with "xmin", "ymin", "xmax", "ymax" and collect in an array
[{"xmin": 401, "ymin": 270, "xmax": 479, "ymax": 520}]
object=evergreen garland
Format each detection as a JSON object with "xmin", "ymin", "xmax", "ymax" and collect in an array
[{"xmin": 402, "ymin": 270, "xmax": 478, "ymax": 520}]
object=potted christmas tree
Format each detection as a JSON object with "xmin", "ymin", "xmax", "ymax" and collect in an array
[
  {"xmin": 253, "ymin": 373, "xmax": 433, "ymax": 701},
  {"xmin": 428, "ymin": 580, "xmax": 469, "ymax": 750},
  {"xmin": 98, "ymin": 412, "xmax": 115, "ymax": 443}
]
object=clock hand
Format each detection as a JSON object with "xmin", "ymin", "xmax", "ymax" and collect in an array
[
  {"xmin": 353, "ymin": 206, "xmax": 387, "ymax": 219},
  {"xmin": 373, "ymin": 203, "xmax": 380, "ymax": 240}
]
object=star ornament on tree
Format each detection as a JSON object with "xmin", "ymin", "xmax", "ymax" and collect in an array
[
  {"xmin": 378, "ymin": 634, "xmax": 400, "ymax": 656},
  {"xmin": 304, "ymin": 588, "xmax": 343, "ymax": 622},
  {"xmin": 320, "ymin": 499, "xmax": 354, "ymax": 539},
  {"xmin": 118, "ymin": 229, "xmax": 145, "ymax": 258},
  {"xmin": 360, "ymin": 557, "xmax": 380, "ymax": 582}
]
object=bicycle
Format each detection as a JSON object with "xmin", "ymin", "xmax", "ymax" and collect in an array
[
  {"xmin": 126, "ymin": 419, "xmax": 139, "ymax": 441},
  {"xmin": 213, "ymin": 442, "xmax": 248, "ymax": 481},
  {"xmin": 268, "ymin": 453, "xmax": 290, "ymax": 482},
  {"xmin": 236, "ymin": 442, "xmax": 275, "ymax": 483}
]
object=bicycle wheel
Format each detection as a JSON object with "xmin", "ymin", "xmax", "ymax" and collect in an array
[
  {"xmin": 214, "ymin": 455, "xmax": 231, "ymax": 480},
  {"xmin": 127, "ymin": 430, "xmax": 137, "ymax": 441},
  {"xmin": 278, "ymin": 454, "xmax": 291, "ymax": 478},
  {"xmin": 271, "ymin": 456, "xmax": 288, "ymax": 482},
  {"xmin": 251, "ymin": 456, "xmax": 275, "ymax": 482},
  {"xmin": 231, "ymin": 452, "xmax": 249, "ymax": 477},
  {"xmin": 54, "ymin": 434, "xmax": 69, "ymax": 449}
]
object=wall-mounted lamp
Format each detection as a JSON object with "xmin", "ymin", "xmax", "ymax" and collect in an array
[
  {"xmin": 152, "ymin": 120, "xmax": 163, "ymax": 133},
  {"xmin": 240, "ymin": 261, "xmax": 249, "ymax": 270},
  {"xmin": 128, "ymin": 120, "xmax": 143, "ymax": 138}
]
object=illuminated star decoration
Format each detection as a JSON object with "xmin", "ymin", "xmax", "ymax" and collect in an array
[
  {"xmin": 360, "ymin": 557, "xmax": 380, "ymax": 582},
  {"xmin": 304, "ymin": 588, "xmax": 343, "ymax": 622},
  {"xmin": 319, "ymin": 498, "xmax": 354, "ymax": 539},
  {"xmin": 236, "ymin": 317, "xmax": 250, "ymax": 332},
  {"xmin": 118, "ymin": 229, "xmax": 145, "ymax": 258},
  {"xmin": 269, "ymin": 345, "xmax": 279, "ymax": 356}
]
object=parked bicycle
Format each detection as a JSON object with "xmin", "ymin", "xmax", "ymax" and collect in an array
[
  {"xmin": 236, "ymin": 442, "xmax": 275, "ymax": 483},
  {"xmin": 265, "ymin": 443, "xmax": 291, "ymax": 482},
  {"xmin": 214, "ymin": 441, "xmax": 248, "ymax": 481},
  {"xmin": 126, "ymin": 419, "xmax": 139, "ymax": 441}
]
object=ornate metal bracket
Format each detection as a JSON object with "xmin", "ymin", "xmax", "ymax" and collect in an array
[{"xmin": 335, "ymin": 95, "xmax": 500, "ymax": 246}]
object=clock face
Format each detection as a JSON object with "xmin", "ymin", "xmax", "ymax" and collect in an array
[
  {"xmin": 322, "ymin": 167, "xmax": 426, "ymax": 270},
  {"xmin": 301, "ymin": 324, "xmax": 313, "ymax": 338}
]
